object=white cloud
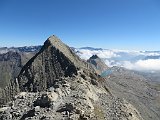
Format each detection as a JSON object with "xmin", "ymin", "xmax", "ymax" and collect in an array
[
  {"xmin": 76, "ymin": 48, "xmax": 160, "ymax": 71},
  {"xmin": 104, "ymin": 59, "xmax": 122, "ymax": 67},
  {"xmin": 125, "ymin": 59, "xmax": 160, "ymax": 71},
  {"xmin": 77, "ymin": 49, "xmax": 119, "ymax": 60},
  {"xmin": 134, "ymin": 59, "xmax": 160, "ymax": 70}
]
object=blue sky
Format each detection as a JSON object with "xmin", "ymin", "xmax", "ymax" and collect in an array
[{"xmin": 0, "ymin": 0, "xmax": 160, "ymax": 50}]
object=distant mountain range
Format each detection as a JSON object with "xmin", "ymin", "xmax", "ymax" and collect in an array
[
  {"xmin": 0, "ymin": 37, "xmax": 160, "ymax": 120},
  {"xmin": 75, "ymin": 47, "xmax": 160, "ymax": 72},
  {"xmin": 1, "ymin": 46, "xmax": 160, "ymax": 72},
  {"xmin": 0, "ymin": 45, "xmax": 42, "ymax": 54}
]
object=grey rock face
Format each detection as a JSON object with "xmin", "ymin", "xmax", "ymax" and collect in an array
[
  {"xmin": 87, "ymin": 55, "xmax": 108, "ymax": 74},
  {"xmin": 33, "ymin": 94, "xmax": 52, "ymax": 108},
  {"xmin": 105, "ymin": 67, "xmax": 160, "ymax": 120},
  {"xmin": 87, "ymin": 55, "xmax": 160, "ymax": 120},
  {"xmin": 0, "ymin": 78, "xmax": 143, "ymax": 120},
  {"xmin": 18, "ymin": 36, "xmax": 79, "ymax": 92},
  {"xmin": 0, "ymin": 51, "xmax": 21, "ymax": 106},
  {"xmin": 0, "ymin": 51, "xmax": 21, "ymax": 88},
  {"xmin": 0, "ymin": 35, "xmax": 143, "ymax": 120},
  {"xmin": 0, "ymin": 47, "xmax": 42, "ymax": 106}
]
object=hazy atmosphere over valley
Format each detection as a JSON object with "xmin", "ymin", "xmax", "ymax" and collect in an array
[{"xmin": 0, "ymin": 0, "xmax": 160, "ymax": 120}]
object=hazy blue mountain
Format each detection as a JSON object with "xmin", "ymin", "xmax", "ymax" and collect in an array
[
  {"xmin": 1, "ymin": 46, "xmax": 160, "ymax": 72},
  {"xmin": 79, "ymin": 47, "xmax": 103, "ymax": 51},
  {"xmin": 0, "ymin": 46, "xmax": 42, "ymax": 53}
]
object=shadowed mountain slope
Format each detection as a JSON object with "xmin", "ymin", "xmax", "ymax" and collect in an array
[
  {"xmin": 18, "ymin": 35, "xmax": 93, "ymax": 92},
  {"xmin": 0, "ymin": 51, "xmax": 21, "ymax": 105},
  {"xmin": 0, "ymin": 36, "xmax": 143, "ymax": 120},
  {"xmin": 87, "ymin": 55, "xmax": 108, "ymax": 74}
]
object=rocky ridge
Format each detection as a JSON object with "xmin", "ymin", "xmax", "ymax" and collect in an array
[
  {"xmin": 17, "ymin": 35, "xmax": 94, "ymax": 92},
  {"xmin": 0, "ymin": 47, "xmax": 40, "ymax": 106},
  {"xmin": 88, "ymin": 56, "xmax": 160, "ymax": 120},
  {"xmin": 0, "ymin": 35, "xmax": 143, "ymax": 120},
  {"xmin": 105, "ymin": 67, "xmax": 160, "ymax": 120},
  {"xmin": 0, "ymin": 51, "xmax": 21, "ymax": 106}
]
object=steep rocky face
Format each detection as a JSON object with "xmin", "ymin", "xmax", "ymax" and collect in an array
[
  {"xmin": 17, "ymin": 35, "xmax": 92, "ymax": 92},
  {"xmin": 0, "ymin": 47, "xmax": 42, "ymax": 106},
  {"xmin": 19, "ymin": 52, "xmax": 38, "ymax": 66},
  {"xmin": 0, "ymin": 36, "xmax": 143, "ymax": 120},
  {"xmin": 87, "ymin": 55, "xmax": 108, "ymax": 74},
  {"xmin": 0, "ymin": 51, "xmax": 21, "ymax": 106}
]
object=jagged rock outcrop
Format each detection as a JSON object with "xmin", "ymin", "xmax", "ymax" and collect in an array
[
  {"xmin": 87, "ymin": 55, "xmax": 108, "ymax": 74},
  {"xmin": 0, "ymin": 47, "xmax": 42, "ymax": 106},
  {"xmin": 0, "ymin": 35, "xmax": 143, "ymax": 120},
  {"xmin": 0, "ymin": 51, "xmax": 21, "ymax": 106},
  {"xmin": 17, "ymin": 35, "xmax": 93, "ymax": 92}
]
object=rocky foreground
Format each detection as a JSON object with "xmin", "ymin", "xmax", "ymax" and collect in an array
[
  {"xmin": 0, "ymin": 76, "xmax": 142, "ymax": 120},
  {"xmin": 0, "ymin": 36, "xmax": 145, "ymax": 120}
]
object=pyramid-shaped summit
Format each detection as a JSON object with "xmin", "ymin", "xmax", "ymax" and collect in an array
[
  {"xmin": 18, "ymin": 35, "xmax": 92, "ymax": 92},
  {"xmin": 44, "ymin": 35, "xmax": 88, "ymax": 68},
  {"xmin": 87, "ymin": 54, "xmax": 108, "ymax": 74},
  {"xmin": 0, "ymin": 35, "xmax": 143, "ymax": 120}
]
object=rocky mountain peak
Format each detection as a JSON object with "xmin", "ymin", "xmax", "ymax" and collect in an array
[
  {"xmin": 17, "ymin": 36, "xmax": 83, "ymax": 92},
  {"xmin": 44, "ymin": 35, "xmax": 63, "ymax": 49},
  {"xmin": 89, "ymin": 54, "xmax": 99, "ymax": 59},
  {"xmin": 43, "ymin": 35, "xmax": 89, "ymax": 70},
  {"xmin": 0, "ymin": 36, "xmax": 144, "ymax": 120},
  {"xmin": 87, "ymin": 55, "xmax": 108, "ymax": 74},
  {"xmin": 47, "ymin": 35, "xmax": 63, "ymax": 45}
]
